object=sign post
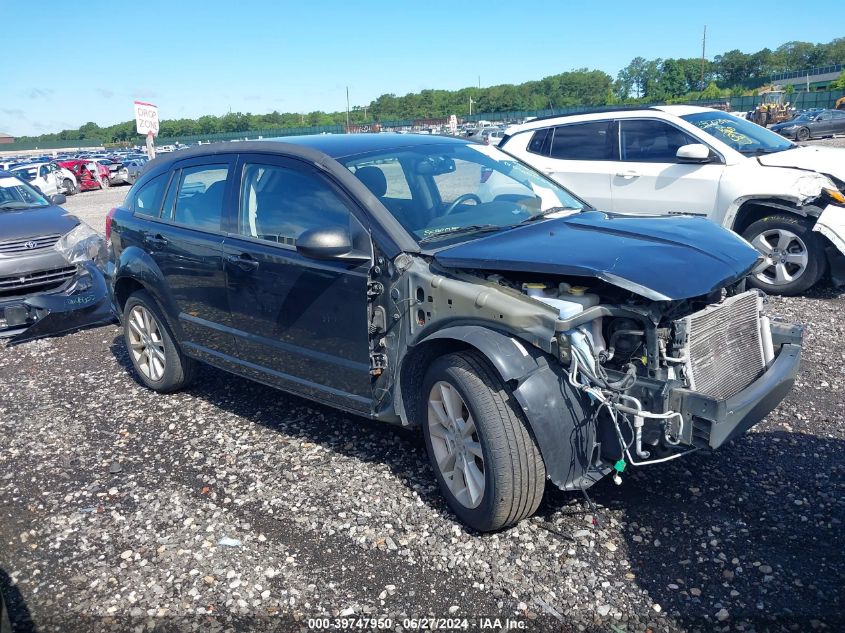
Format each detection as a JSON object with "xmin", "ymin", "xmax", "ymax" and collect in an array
[{"xmin": 134, "ymin": 101, "xmax": 159, "ymax": 159}]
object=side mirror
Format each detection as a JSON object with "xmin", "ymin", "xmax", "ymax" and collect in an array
[
  {"xmin": 49, "ymin": 193, "xmax": 67, "ymax": 206},
  {"xmin": 676, "ymin": 143, "xmax": 711, "ymax": 163},
  {"xmin": 296, "ymin": 225, "xmax": 368, "ymax": 262}
]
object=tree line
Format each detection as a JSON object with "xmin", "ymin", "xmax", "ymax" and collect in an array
[{"xmin": 17, "ymin": 37, "xmax": 845, "ymax": 144}]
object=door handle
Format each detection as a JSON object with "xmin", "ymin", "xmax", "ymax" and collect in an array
[
  {"xmin": 146, "ymin": 234, "xmax": 168, "ymax": 247},
  {"xmin": 615, "ymin": 170, "xmax": 640, "ymax": 179},
  {"xmin": 226, "ymin": 253, "xmax": 259, "ymax": 271}
]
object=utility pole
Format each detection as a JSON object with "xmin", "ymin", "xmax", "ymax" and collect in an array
[
  {"xmin": 478, "ymin": 75, "xmax": 481, "ymax": 89},
  {"xmin": 346, "ymin": 87, "xmax": 350, "ymax": 130},
  {"xmin": 700, "ymin": 25, "xmax": 707, "ymax": 91},
  {"xmin": 469, "ymin": 95, "xmax": 474, "ymax": 116}
]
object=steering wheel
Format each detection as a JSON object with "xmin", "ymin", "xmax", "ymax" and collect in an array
[{"xmin": 443, "ymin": 193, "xmax": 482, "ymax": 216}]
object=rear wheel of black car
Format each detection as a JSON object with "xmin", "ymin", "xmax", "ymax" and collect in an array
[
  {"xmin": 743, "ymin": 214, "xmax": 826, "ymax": 295},
  {"xmin": 421, "ymin": 351, "xmax": 546, "ymax": 531},
  {"xmin": 796, "ymin": 127, "xmax": 811, "ymax": 141},
  {"xmin": 123, "ymin": 290, "xmax": 196, "ymax": 393}
]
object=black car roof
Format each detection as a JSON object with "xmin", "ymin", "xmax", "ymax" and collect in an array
[
  {"xmin": 146, "ymin": 134, "xmax": 469, "ymax": 167},
  {"xmin": 266, "ymin": 133, "xmax": 468, "ymax": 158}
]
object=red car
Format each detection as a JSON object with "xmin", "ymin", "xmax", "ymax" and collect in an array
[{"xmin": 58, "ymin": 160, "xmax": 107, "ymax": 191}]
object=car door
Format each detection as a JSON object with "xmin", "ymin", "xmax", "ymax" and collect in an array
[
  {"xmin": 810, "ymin": 111, "xmax": 834, "ymax": 136},
  {"xmin": 37, "ymin": 165, "xmax": 58, "ymax": 195},
  {"xmin": 832, "ymin": 110, "xmax": 845, "ymax": 135},
  {"xmin": 510, "ymin": 122, "xmax": 615, "ymax": 210},
  {"xmin": 222, "ymin": 154, "xmax": 373, "ymax": 412},
  {"xmin": 140, "ymin": 157, "xmax": 238, "ymax": 359},
  {"xmin": 610, "ymin": 118, "xmax": 725, "ymax": 218}
]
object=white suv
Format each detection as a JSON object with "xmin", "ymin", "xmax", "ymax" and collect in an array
[{"xmin": 500, "ymin": 106, "xmax": 845, "ymax": 294}]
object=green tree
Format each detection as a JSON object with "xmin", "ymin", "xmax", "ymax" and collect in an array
[{"xmin": 658, "ymin": 59, "xmax": 687, "ymax": 98}]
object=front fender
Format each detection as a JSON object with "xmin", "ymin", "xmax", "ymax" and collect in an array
[{"xmin": 412, "ymin": 326, "xmax": 608, "ymax": 491}]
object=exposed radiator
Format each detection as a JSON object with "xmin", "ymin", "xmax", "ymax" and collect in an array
[{"xmin": 678, "ymin": 291, "xmax": 767, "ymax": 400}]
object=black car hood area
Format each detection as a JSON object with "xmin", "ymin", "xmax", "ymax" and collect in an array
[
  {"xmin": 0, "ymin": 205, "xmax": 78, "ymax": 241},
  {"xmin": 433, "ymin": 211, "xmax": 759, "ymax": 301}
]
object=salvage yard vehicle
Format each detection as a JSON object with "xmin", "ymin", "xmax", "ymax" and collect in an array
[
  {"xmin": 771, "ymin": 109, "xmax": 845, "ymax": 141},
  {"xmin": 58, "ymin": 160, "xmax": 102, "ymax": 192},
  {"xmin": 107, "ymin": 137, "xmax": 803, "ymax": 532},
  {"xmin": 10, "ymin": 162, "xmax": 62, "ymax": 196},
  {"xmin": 0, "ymin": 172, "xmax": 113, "ymax": 343},
  {"xmin": 500, "ymin": 106, "xmax": 845, "ymax": 295}
]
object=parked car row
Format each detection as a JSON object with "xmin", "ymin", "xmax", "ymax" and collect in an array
[{"xmin": 0, "ymin": 150, "xmax": 150, "ymax": 196}]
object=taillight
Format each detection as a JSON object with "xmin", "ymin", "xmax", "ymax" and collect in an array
[
  {"xmin": 105, "ymin": 207, "xmax": 117, "ymax": 241},
  {"xmin": 480, "ymin": 168, "xmax": 493, "ymax": 184}
]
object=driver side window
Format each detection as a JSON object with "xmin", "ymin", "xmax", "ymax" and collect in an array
[{"xmin": 238, "ymin": 163, "xmax": 353, "ymax": 247}]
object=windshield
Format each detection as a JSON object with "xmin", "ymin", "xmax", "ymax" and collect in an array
[
  {"xmin": 0, "ymin": 175, "xmax": 50, "ymax": 210},
  {"xmin": 681, "ymin": 111, "xmax": 795, "ymax": 155},
  {"xmin": 339, "ymin": 142, "xmax": 588, "ymax": 245}
]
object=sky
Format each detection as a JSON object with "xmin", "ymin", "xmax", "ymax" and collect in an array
[{"xmin": 2, "ymin": 0, "xmax": 843, "ymax": 136}]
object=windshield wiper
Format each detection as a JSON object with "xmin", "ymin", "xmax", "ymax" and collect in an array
[
  {"xmin": 518, "ymin": 206, "xmax": 581, "ymax": 223},
  {"xmin": 419, "ymin": 224, "xmax": 503, "ymax": 244},
  {"xmin": 0, "ymin": 203, "xmax": 32, "ymax": 210}
]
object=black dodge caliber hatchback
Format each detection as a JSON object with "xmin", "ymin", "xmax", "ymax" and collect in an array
[{"xmin": 107, "ymin": 135, "xmax": 802, "ymax": 531}]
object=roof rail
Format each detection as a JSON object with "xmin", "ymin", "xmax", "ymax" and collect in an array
[{"xmin": 515, "ymin": 105, "xmax": 662, "ymax": 124}]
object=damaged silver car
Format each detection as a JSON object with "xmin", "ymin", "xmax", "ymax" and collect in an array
[
  {"xmin": 107, "ymin": 137, "xmax": 803, "ymax": 531},
  {"xmin": 0, "ymin": 171, "xmax": 113, "ymax": 344}
]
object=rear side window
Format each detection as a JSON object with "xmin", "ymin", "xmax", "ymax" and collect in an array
[
  {"xmin": 550, "ymin": 122, "xmax": 615, "ymax": 160},
  {"xmin": 133, "ymin": 173, "xmax": 168, "ymax": 216},
  {"xmin": 619, "ymin": 119, "xmax": 698, "ymax": 163},
  {"xmin": 172, "ymin": 165, "xmax": 229, "ymax": 232},
  {"xmin": 527, "ymin": 128, "xmax": 552, "ymax": 155},
  {"xmin": 238, "ymin": 163, "xmax": 352, "ymax": 246}
]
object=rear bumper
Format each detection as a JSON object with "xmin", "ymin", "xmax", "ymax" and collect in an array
[
  {"xmin": 1, "ymin": 261, "xmax": 116, "ymax": 344},
  {"xmin": 667, "ymin": 321, "xmax": 803, "ymax": 449}
]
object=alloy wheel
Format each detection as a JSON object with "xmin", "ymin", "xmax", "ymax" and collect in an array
[
  {"xmin": 427, "ymin": 381, "xmax": 486, "ymax": 509},
  {"xmin": 126, "ymin": 305, "xmax": 166, "ymax": 381},
  {"xmin": 751, "ymin": 228, "xmax": 809, "ymax": 287}
]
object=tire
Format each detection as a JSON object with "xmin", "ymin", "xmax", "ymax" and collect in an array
[
  {"xmin": 123, "ymin": 290, "xmax": 196, "ymax": 392},
  {"xmin": 796, "ymin": 127, "xmax": 810, "ymax": 142},
  {"xmin": 63, "ymin": 178, "xmax": 77, "ymax": 195},
  {"xmin": 101, "ymin": 176, "xmax": 110, "ymax": 188},
  {"xmin": 421, "ymin": 350, "xmax": 546, "ymax": 531},
  {"xmin": 742, "ymin": 214, "xmax": 826, "ymax": 295}
]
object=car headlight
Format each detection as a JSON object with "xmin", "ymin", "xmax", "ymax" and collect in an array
[
  {"xmin": 823, "ymin": 187, "xmax": 845, "ymax": 205},
  {"xmin": 55, "ymin": 222, "xmax": 107, "ymax": 264}
]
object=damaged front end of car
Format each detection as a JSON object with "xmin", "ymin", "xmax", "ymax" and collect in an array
[
  {"xmin": 369, "ymin": 212, "xmax": 803, "ymax": 492},
  {"xmin": 1, "ymin": 223, "xmax": 115, "ymax": 345}
]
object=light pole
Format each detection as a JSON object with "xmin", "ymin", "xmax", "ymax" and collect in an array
[
  {"xmin": 346, "ymin": 86, "xmax": 350, "ymax": 129},
  {"xmin": 469, "ymin": 96, "xmax": 474, "ymax": 116}
]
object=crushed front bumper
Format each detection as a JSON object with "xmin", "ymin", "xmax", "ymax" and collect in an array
[
  {"xmin": 661, "ymin": 321, "xmax": 803, "ymax": 450},
  {"xmin": 1, "ymin": 261, "xmax": 116, "ymax": 345}
]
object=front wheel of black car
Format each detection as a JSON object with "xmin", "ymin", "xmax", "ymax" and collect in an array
[
  {"xmin": 123, "ymin": 290, "xmax": 196, "ymax": 392},
  {"xmin": 421, "ymin": 351, "xmax": 546, "ymax": 531},
  {"xmin": 796, "ymin": 127, "xmax": 811, "ymax": 141},
  {"xmin": 743, "ymin": 214, "xmax": 826, "ymax": 295}
]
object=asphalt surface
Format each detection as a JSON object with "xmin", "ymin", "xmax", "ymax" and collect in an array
[{"xmin": 0, "ymin": 142, "xmax": 843, "ymax": 633}]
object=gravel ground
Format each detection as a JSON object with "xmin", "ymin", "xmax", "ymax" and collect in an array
[
  {"xmin": 1, "ymin": 144, "xmax": 843, "ymax": 632},
  {"xmin": 60, "ymin": 185, "xmax": 128, "ymax": 232}
]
